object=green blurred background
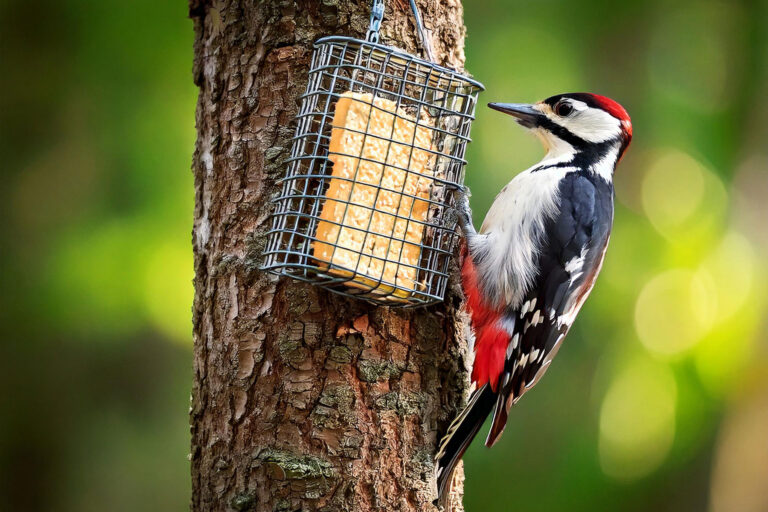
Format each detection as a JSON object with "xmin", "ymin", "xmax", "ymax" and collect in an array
[{"xmin": 1, "ymin": 1, "xmax": 767, "ymax": 511}]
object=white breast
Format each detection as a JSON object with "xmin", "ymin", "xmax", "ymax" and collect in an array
[{"xmin": 471, "ymin": 163, "xmax": 574, "ymax": 308}]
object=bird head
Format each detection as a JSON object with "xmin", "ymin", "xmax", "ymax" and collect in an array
[{"xmin": 489, "ymin": 93, "xmax": 632, "ymax": 165}]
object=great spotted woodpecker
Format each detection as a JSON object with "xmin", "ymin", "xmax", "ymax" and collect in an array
[{"xmin": 435, "ymin": 93, "xmax": 632, "ymax": 503}]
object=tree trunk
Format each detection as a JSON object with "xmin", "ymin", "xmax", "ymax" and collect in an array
[{"xmin": 189, "ymin": 1, "xmax": 472, "ymax": 511}]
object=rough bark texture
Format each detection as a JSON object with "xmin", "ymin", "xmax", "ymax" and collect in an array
[{"xmin": 189, "ymin": 1, "xmax": 472, "ymax": 511}]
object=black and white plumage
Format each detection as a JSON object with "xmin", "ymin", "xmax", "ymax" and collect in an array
[{"xmin": 435, "ymin": 93, "xmax": 632, "ymax": 505}]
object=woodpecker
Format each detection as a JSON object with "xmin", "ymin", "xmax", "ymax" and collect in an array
[{"xmin": 435, "ymin": 93, "xmax": 632, "ymax": 503}]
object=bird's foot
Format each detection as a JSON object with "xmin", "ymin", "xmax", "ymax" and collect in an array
[{"xmin": 452, "ymin": 186, "xmax": 475, "ymax": 236}]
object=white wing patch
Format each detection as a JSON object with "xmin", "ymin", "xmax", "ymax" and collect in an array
[
  {"xmin": 564, "ymin": 247, "xmax": 589, "ymax": 281},
  {"xmin": 558, "ymin": 237, "xmax": 610, "ymax": 329},
  {"xmin": 508, "ymin": 236, "xmax": 611, "ymax": 403}
]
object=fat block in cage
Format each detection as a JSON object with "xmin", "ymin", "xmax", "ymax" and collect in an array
[
  {"xmin": 313, "ymin": 92, "xmax": 436, "ymax": 297},
  {"xmin": 262, "ymin": 29, "xmax": 483, "ymax": 306}
]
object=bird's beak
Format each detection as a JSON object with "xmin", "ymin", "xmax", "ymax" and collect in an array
[{"xmin": 488, "ymin": 103, "xmax": 543, "ymax": 129}]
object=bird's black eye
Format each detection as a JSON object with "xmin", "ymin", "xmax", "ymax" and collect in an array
[{"xmin": 555, "ymin": 101, "xmax": 573, "ymax": 117}]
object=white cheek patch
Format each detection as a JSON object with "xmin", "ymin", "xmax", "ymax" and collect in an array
[{"xmin": 546, "ymin": 101, "xmax": 621, "ymax": 144}]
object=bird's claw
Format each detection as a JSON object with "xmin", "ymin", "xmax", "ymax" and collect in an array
[{"xmin": 451, "ymin": 186, "xmax": 474, "ymax": 235}]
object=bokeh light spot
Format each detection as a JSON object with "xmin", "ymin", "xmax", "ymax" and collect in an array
[
  {"xmin": 710, "ymin": 390, "xmax": 768, "ymax": 512},
  {"xmin": 641, "ymin": 150, "xmax": 722, "ymax": 240},
  {"xmin": 642, "ymin": 150, "xmax": 704, "ymax": 231},
  {"xmin": 695, "ymin": 231, "xmax": 755, "ymax": 325},
  {"xmin": 635, "ymin": 269, "xmax": 709, "ymax": 357},
  {"xmin": 599, "ymin": 357, "xmax": 677, "ymax": 480}
]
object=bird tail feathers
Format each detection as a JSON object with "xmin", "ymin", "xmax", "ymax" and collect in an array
[
  {"xmin": 486, "ymin": 392, "xmax": 510, "ymax": 447},
  {"xmin": 434, "ymin": 385, "xmax": 496, "ymax": 507}
]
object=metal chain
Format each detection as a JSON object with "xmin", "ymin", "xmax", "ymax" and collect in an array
[{"xmin": 366, "ymin": 0, "xmax": 385, "ymax": 43}]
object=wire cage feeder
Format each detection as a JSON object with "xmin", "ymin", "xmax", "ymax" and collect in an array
[{"xmin": 263, "ymin": 0, "xmax": 484, "ymax": 306}]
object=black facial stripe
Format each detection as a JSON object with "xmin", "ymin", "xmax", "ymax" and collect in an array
[
  {"xmin": 531, "ymin": 162, "xmax": 565, "ymax": 173},
  {"xmin": 530, "ymin": 122, "xmax": 620, "ymax": 174},
  {"xmin": 571, "ymin": 138, "xmax": 619, "ymax": 169},
  {"xmin": 536, "ymin": 116, "xmax": 588, "ymax": 147}
]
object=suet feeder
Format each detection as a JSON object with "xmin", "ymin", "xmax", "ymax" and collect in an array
[{"xmin": 263, "ymin": 0, "xmax": 484, "ymax": 306}]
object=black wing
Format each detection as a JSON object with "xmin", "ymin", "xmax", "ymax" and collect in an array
[{"xmin": 486, "ymin": 172, "xmax": 613, "ymax": 446}]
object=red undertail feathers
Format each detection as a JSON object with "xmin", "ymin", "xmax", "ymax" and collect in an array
[{"xmin": 461, "ymin": 251, "xmax": 508, "ymax": 392}]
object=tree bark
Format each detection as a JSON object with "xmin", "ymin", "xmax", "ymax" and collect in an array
[{"xmin": 189, "ymin": 1, "xmax": 472, "ymax": 511}]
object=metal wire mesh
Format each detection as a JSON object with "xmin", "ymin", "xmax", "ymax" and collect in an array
[{"xmin": 263, "ymin": 36, "xmax": 483, "ymax": 306}]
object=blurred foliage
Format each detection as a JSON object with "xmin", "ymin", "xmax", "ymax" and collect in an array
[
  {"xmin": 0, "ymin": 0, "xmax": 766, "ymax": 511},
  {"xmin": 0, "ymin": 1, "xmax": 194, "ymax": 511}
]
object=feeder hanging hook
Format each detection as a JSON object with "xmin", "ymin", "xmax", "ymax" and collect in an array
[{"xmin": 365, "ymin": 0, "xmax": 436, "ymax": 63}]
